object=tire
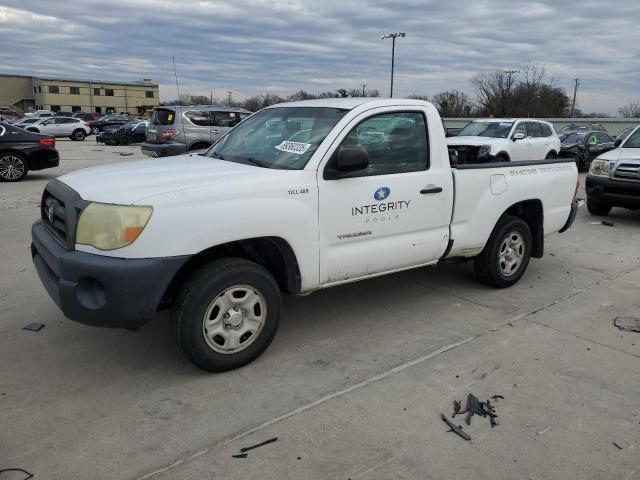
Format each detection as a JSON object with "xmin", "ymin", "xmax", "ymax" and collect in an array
[
  {"xmin": 587, "ymin": 197, "xmax": 612, "ymax": 216},
  {"xmin": 71, "ymin": 129, "xmax": 86, "ymax": 141},
  {"xmin": 118, "ymin": 135, "xmax": 131, "ymax": 146},
  {"xmin": 474, "ymin": 216, "xmax": 532, "ymax": 288},
  {"xmin": 493, "ymin": 154, "xmax": 508, "ymax": 162},
  {"xmin": 545, "ymin": 151, "xmax": 557, "ymax": 159},
  {"xmin": 90, "ymin": 126, "xmax": 100, "ymax": 135},
  {"xmin": 172, "ymin": 258, "xmax": 282, "ymax": 372},
  {"xmin": 0, "ymin": 152, "xmax": 29, "ymax": 182}
]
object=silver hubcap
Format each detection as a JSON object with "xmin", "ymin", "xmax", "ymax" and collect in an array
[
  {"xmin": 498, "ymin": 231, "xmax": 525, "ymax": 277},
  {"xmin": 202, "ymin": 284, "xmax": 266, "ymax": 354},
  {"xmin": 0, "ymin": 155, "xmax": 25, "ymax": 180}
]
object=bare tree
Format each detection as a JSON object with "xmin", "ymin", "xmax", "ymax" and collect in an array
[
  {"xmin": 286, "ymin": 90, "xmax": 318, "ymax": 102},
  {"xmin": 431, "ymin": 90, "xmax": 473, "ymax": 117},
  {"xmin": 471, "ymin": 69, "xmax": 519, "ymax": 116},
  {"xmin": 619, "ymin": 101, "xmax": 640, "ymax": 118}
]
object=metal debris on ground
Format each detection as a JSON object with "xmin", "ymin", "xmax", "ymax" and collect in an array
[
  {"xmin": 442, "ymin": 393, "xmax": 503, "ymax": 440},
  {"xmin": 613, "ymin": 441, "xmax": 623, "ymax": 450},
  {"xmin": 588, "ymin": 220, "xmax": 615, "ymax": 227},
  {"xmin": 232, "ymin": 437, "xmax": 278, "ymax": 458},
  {"xmin": 22, "ymin": 323, "xmax": 45, "ymax": 332},
  {"xmin": 0, "ymin": 468, "xmax": 34, "ymax": 479},
  {"xmin": 614, "ymin": 317, "xmax": 640, "ymax": 333},
  {"xmin": 441, "ymin": 413, "xmax": 471, "ymax": 441},
  {"xmin": 537, "ymin": 427, "xmax": 552, "ymax": 436}
]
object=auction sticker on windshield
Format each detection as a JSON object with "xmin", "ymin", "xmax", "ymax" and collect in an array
[{"xmin": 275, "ymin": 141, "xmax": 312, "ymax": 155}]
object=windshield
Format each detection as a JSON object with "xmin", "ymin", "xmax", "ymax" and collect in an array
[
  {"xmin": 458, "ymin": 121, "xmax": 514, "ymax": 138},
  {"xmin": 205, "ymin": 107, "xmax": 348, "ymax": 169},
  {"xmin": 623, "ymin": 128, "xmax": 640, "ymax": 148}
]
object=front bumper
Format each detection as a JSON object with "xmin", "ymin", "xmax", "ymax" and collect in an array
[
  {"xmin": 586, "ymin": 175, "xmax": 640, "ymax": 209},
  {"xmin": 31, "ymin": 220, "xmax": 189, "ymax": 328},
  {"xmin": 141, "ymin": 141, "xmax": 186, "ymax": 157}
]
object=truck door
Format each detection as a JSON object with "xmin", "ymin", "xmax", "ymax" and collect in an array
[{"xmin": 317, "ymin": 109, "xmax": 453, "ymax": 285}]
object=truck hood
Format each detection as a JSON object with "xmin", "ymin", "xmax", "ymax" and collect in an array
[
  {"xmin": 446, "ymin": 136, "xmax": 506, "ymax": 147},
  {"xmin": 596, "ymin": 147, "xmax": 640, "ymax": 162},
  {"xmin": 58, "ymin": 153, "xmax": 281, "ymax": 204}
]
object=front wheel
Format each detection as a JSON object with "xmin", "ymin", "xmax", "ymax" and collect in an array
[
  {"xmin": 172, "ymin": 258, "xmax": 281, "ymax": 372},
  {"xmin": 90, "ymin": 126, "xmax": 99, "ymax": 135},
  {"xmin": 545, "ymin": 151, "xmax": 557, "ymax": 160},
  {"xmin": 117, "ymin": 135, "xmax": 131, "ymax": 146},
  {"xmin": 587, "ymin": 197, "xmax": 611, "ymax": 216},
  {"xmin": 474, "ymin": 216, "xmax": 532, "ymax": 288}
]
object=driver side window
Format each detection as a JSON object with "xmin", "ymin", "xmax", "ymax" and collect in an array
[{"xmin": 328, "ymin": 112, "xmax": 429, "ymax": 178}]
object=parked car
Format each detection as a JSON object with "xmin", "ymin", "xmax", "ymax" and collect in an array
[
  {"xmin": 559, "ymin": 123, "xmax": 608, "ymax": 134},
  {"xmin": 73, "ymin": 112, "xmax": 102, "ymax": 123},
  {"xmin": 12, "ymin": 117, "xmax": 43, "ymax": 129},
  {"xmin": 586, "ymin": 125, "xmax": 640, "ymax": 215},
  {"xmin": 98, "ymin": 120, "xmax": 149, "ymax": 145},
  {"xmin": 54, "ymin": 111, "xmax": 74, "ymax": 117},
  {"xmin": 0, "ymin": 107, "xmax": 24, "ymax": 123},
  {"xmin": 26, "ymin": 116, "xmax": 90, "ymax": 141},
  {"xmin": 447, "ymin": 119, "xmax": 561, "ymax": 163},
  {"xmin": 142, "ymin": 105, "xmax": 251, "ymax": 157},
  {"xmin": 88, "ymin": 114, "xmax": 135, "ymax": 135},
  {"xmin": 24, "ymin": 110, "xmax": 54, "ymax": 119},
  {"xmin": 559, "ymin": 130, "xmax": 617, "ymax": 170},
  {"xmin": 31, "ymin": 98, "xmax": 579, "ymax": 371},
  {"xmin": 0, "ymin": 121, "xmax": 58, "ymax": 182}
]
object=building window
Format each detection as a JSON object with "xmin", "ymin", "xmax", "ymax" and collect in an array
[
  {"xmin": 72, "ymin": 106, "xmax": 82, "ymax": 112},
  {"xmin": 95, "ymin": 106, "xmax": 102, "ymax": 113},
  {"xmin": 105, "ymin": 89, "xmax": 114, "ymax": 96},
  {"xmin": 33, "ymin": 86, "xmax": 36, "ymax": 94},
  {"xmin": 38, "ymin": 86, "xmax": 42, "ymax": 93},
  {"xmin": 145, "ymin": 91, "xmax": 154, "ymax": 98},
  {"xmin": 51, "ymin": 105, "xmax": 61, "ymax": 112},
  {"xmin": 70, "ymin": 87, "xmax": 80, "ymax": 95},
  {"xmin": 48, "ymin": 86, "xmax": 59, "ymax": 94},
  {"xmin": 94, "ymin": 88, "xmax": 101, "ymax": 96}
]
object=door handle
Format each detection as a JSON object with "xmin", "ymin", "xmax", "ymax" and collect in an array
[{"xmin": 420, "ymin": 187, "xmax": 443, "ymax": 194}]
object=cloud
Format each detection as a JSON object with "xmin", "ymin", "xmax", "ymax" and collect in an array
[{"xmin": 0, "ymin": 0, "xmax": 638, "ymax": 113}]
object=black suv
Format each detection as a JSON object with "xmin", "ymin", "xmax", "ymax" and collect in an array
[
  {"xmin": 559, "ymin": 130, "xmax": 617, "ymax": 170},
  {"xmin": 88, "ymin": 114, "xmax": 138, "ymax": 135}
]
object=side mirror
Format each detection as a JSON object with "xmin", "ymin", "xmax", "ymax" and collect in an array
[
  {"xmin": 614, "ymin": 138, "xmax": 623, "ymax": 148},
  {"xmin": 512, "ymin": 132, "xmax": 526, "ymax": 141},
  {"xmin": 337, "ymin": 146, "xmax": 369, "ymax": 173}
]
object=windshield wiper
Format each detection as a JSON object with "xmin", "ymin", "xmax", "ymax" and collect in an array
[{"xmin": 245, "ymin": 157, "xmax": 271, "ymax": 168}]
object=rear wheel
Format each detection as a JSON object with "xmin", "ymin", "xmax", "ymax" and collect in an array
[
  {"xmin": 117, "ymin": 135, "xmax": 131, "ymax": 146},
  {"xmin": 172, "ymin": 258, "xmax": 281, "ymax": 372},
  {"xmin": 587, "ymin": 197, "xmax": 611, "ymax": 216},
  {"xmin": 474, "ymin": 216, "xmax": 532, "ymax": 288},
  {"xmin": 71, "ymin": 129, "xmax": 86, "ymax": 141},
  {"xmin": 0, "ymin": 152, "xmax": 28, "ymax": 182}
]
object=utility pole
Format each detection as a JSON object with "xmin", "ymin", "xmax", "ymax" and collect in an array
[
  {"xmin": 503, "ymin": 69, "xmax": 520, "ymax": 116},
  {"xmin": 210, "ymin": 90, "xmax": 213, "ymax": 106},
  {"xmin": 570, "ymin": 78, "xmax": 581, "ymax": 117},
  {"xmin": 361, "ymin": 84, "xmax": 367, "ymax": 97},
  {"xmin": 381, "ymin": 32, "xmax": 405, "ymax": 98},
  {"xmin": 227, "ymin": 90, "xmax": 232, "ymax": 107}
]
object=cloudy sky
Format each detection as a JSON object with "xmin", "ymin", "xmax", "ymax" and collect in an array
[{"xmin": 1, "ymin": 0, "xmax": 638, "ymax": 113}]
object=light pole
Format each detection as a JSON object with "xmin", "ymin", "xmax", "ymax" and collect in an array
[
  {"xmin": 227, "ymin": 90, "xmax": 232, "ymax": 107},
  {"xmin": 503, "ymin": 68, "xmax": 519, "ymax": 116},
  {"xmin": 381, "ymin": 32, "xmax": 405, "ymax": 98}
]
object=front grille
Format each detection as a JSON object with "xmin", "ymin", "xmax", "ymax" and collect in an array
[
  {"xmin": 40, "ymin": 180, "xmax": 87, "ymax": 250},
  {"xmin": 42, "ymin": 192, "xmax": 68, "ymax": 244},
  {"xmin": 614, "ymin": 163, "xmax": 640, "ymax": 181},
  {"xmin": 449, "ymin": 145, "xmax": 481, "ymax": 165}
]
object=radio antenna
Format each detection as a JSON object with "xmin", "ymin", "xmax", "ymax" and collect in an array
[{"xmin": 172, "ymin": 56, "xmax": 188, "ymax": 153}]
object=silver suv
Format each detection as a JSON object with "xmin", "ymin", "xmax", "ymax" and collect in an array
[{"xmin": 141, "ymin": 105, "xmax": 251, "ymax": 157}]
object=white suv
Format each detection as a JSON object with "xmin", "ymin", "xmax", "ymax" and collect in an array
[
  {"xmin": 447, "ymin": 119, "xmax": 561, "ymax": 163},
  {"xmin": 26, "ymin": 117, "xmax": 91, "ymax": 141}
]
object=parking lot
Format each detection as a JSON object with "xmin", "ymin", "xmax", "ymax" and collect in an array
[{"xmin": 1, "ymin": 139, "xmax": 640, "ymax": 479}]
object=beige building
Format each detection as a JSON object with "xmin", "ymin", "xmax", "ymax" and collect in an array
[{"xmin": 0, "ymin": 73, "xmax": 160, "ymax": 115}]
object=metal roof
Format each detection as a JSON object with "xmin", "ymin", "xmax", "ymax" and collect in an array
[{"xmin": 0, "ymin": 73, "xmax": 158, "ymax": 87}]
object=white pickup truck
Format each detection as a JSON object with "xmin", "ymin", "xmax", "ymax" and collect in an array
[{"xmin": 32, "ymin": 99, "xmax": 579, "ymax": 371}]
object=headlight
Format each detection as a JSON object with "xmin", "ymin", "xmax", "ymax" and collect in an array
[
  {"xmin": 478, "ymin": 145, "xmax": 492, "ymax": 158},
  {"xmin": 76, "ymin": 203, "xmax": 152, "ymax": 250},
  {"xmin": 589, "ymin": 159, "xmax": 610, "ymax": 178}
]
